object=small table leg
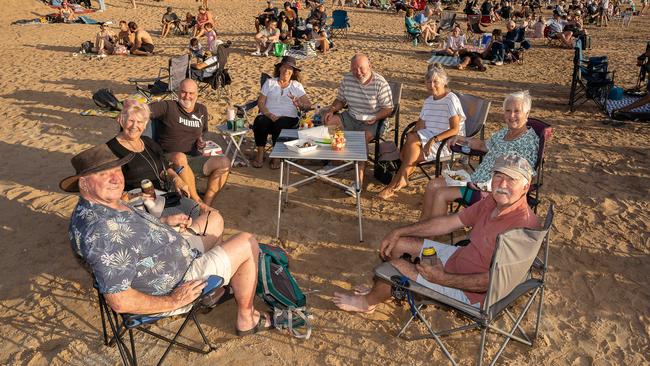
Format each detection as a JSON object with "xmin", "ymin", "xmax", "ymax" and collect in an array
[
  {"xmin": 276, "ymin": 160, "xmax": 285, "ymax": 238},
  {"xmin": 355, "ymin": 161, "xmax": 363, "ymax": 242}
]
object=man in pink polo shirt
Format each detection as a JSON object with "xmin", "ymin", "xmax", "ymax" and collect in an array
[{"xmin": 333, "ymin": 154, "xmax": 540, "ymax": 312}]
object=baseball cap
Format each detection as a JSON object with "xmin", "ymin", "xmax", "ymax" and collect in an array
[{"xmin": 492, "ymin": 154, "xmax": 533, "ymax": 183}]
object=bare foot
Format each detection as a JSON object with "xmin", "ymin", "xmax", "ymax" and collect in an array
[
  {"xmin": 270, "ymin": 158, "xmax": 281, "ymax": 170},
  {"xmin": 353, "ymin": 284, "xmax": 372, "ymax": 296},
  {"xmin": 377, "ymin": 186, "xmax": 396, "ymax": 200},
  {"xmin": 333, "ymin": 292, "xmax": 376, "ymax": 313},
  {"xmin": 251, "ymin": 159, "xmax": 263, "ymax": 168}
]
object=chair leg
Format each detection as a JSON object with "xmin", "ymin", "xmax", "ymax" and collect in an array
[
  {"xmin": 419, "ymin": 314, "xmax": 458, "ymax": 366},
  {"xmin": 129, "ymin": 329, "xmax": 137, "ymax": 366},
  {"xmin": 477, "ymin": 326, "xmax": 487, "ymax": 366},
  {"xmin": 533, "ymin": 285, "xmax": 545, "ymax": 344}
]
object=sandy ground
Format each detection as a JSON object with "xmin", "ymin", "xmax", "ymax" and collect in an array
[{"xmin": 0, "ymin": 0, "xmax": 649, "ymax": 365}]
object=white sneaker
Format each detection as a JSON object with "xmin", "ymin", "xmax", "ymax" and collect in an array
[
  {"xmin": 262, "ymin": 51, "xmax": 269, "ymax": 57},
  {"xmin": 251, "ymin": 51, "xmax": 261, "ymax": 56},
  {"xmin": 494, "ymin": 61, "xmax": 503, "ymax": 66}
]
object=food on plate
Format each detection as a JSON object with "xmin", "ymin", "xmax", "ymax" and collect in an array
[
  {"xmin": 298, "ymin": 141, "xmax": 315, "ymax": 148},
  {"xmin": 450, "ymin": 174, "xmax": 465, "ymax": 181}
]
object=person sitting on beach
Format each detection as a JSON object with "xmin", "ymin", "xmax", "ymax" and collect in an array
[
  {"xmin": 91, "ymin": 23, "xmax": 115, "ymax": 56},
  {"xmin": 161, "ymin": 6, "xmax": 181, "ymax": 38},
  {"xmin": 117, "ymin": 20, "xmax": 133, "ymax": 50},
  {"xmin": 281, "ymin": 1, "xmax": 297, "ymax": 35},
  {"xmin": 189, "ymin": 37, "xmax": 205, "ymax": 59},
  {"xmin": 303, "ymin": 22, "xmax": 331, "ymax": 53},
  {"xmin": 183, "ymin": 12, "xmax": 198, "ymax": 35},
  {"xmin": 333, "ymin": 154, "xmax": 540, "ymax": 313},
  {"xmin": 252, "ymin": 56, "xmax": 312, "ymax": 169},
  {"xmin": 420, "ymin": 90, "xmax": 539, "ymax": 220},
  {"xmin": 252, "ymin": 19, "xmax": 281, "ymax": 56},
  {"xmin": 323, "ymin": 54, "xmax": 394, "ymax": 187},
  {"xmin": 377, "ymin": 65, "xmax": 465, "ymax": 200},
  {"xmin": 306, "ymin": 3, "xmax": 327, "ymax": 28},
  {"xmin": 107, "ymin": 98, "xmax": 229, "ymax": 217},
  {"xmin": 503, "ymin": 20, "xmax": 531, "ymax": 56},
  {"xmin": 61, "ymin": 144, "xmax": 271, "ymax": 335},
  {"xmin": 613, "ymin": 45, "xmax": 650, "ymax": 116},
  {"xmin": 128, "ymin": 22, "xmax": 155, "ymax": 56},
  {"xmin": 59, "ymin": 1, "xmax": 76, "ymax": 23},
  {"xmin": 255, "ymin": 1, "xmax": 278, "ymax": 33},
  {"xmin": 190, "ymin": 40, "xmax": 231, "ymax": 81},
  {"xmin": 441, "ymin": 25, "xmax": 467, "ymax": 57},
  {"xmin": 546, "ymin": 11, "xmax": 574, "ymax": 48},
  {"xmin": 456, "ymin": 28, "xmax": 504, "ymax": 70},
  {"xmin": 149, "ymin": 79, "xmax": 231, "ymax": 213},
  {"xmin": 499, "ymin": 1, "xmax": 513, "ymax": 19},
  {"xmin": 194, "ymin": 5, "xmax": 215, "ymax": 38},
  {"xmin": 407, "ymin": 8, "xmax": 437, "ymax": 46}
]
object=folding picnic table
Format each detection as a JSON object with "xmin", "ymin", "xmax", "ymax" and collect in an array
[
  {"xmin": 270, "ymin": 129, "xmax": 367, "ymax": 242},
  {"xmin": 216, "ymin": 124, "xmax": 250, "ymax": 167}
]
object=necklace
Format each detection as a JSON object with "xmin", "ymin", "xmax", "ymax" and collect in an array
[
  {"xmin": 118, "ymin": 136, "xmax": 166, "ymax": 190},
  {"xmin": 504, "ymin": 127, "xmax": 526, "ymax": 141}
]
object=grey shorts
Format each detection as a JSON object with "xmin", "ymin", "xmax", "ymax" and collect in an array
[
  {"xmin": 187, "ymin": 155, "xmax": 210, "ymax": 177},
  {"xmin": 339, "ymin": 110, "xmax": 386, "ymax": 137}
]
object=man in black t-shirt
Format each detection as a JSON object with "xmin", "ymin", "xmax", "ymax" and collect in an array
[{"xmin": 149, "ymin": 79, "xmax": 230, "ymax": 212}]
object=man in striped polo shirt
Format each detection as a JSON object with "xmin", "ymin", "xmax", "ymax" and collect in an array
[{"xmin": 323, "ymin": 54, "xmax": 394, "ymax": 185}]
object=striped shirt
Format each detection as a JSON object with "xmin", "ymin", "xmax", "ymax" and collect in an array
[
  {"xmin": 336, "ymin": 72, "xmax": 393, "ymax": 121},
  {"xmin": 418, "ymin": 92, "xmax": 466, "ymax": 135}
]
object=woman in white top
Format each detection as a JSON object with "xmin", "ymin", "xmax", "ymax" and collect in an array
[
  {"xmin": 378, "ymin": 65, "xmax": 465, "ymax": 200},
  {"xmin": 443, "ymin": 25, "xmax": 467, "ymax": 57},
  {"xmin": 253, "ymin": 56, "xmax": 313, "ymax": 169}
]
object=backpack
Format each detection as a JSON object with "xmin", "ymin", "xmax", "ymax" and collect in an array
[
  {"xmin": 80, "ymin": 41, "xmax": 94, "ymax": 54},
  {"xmin": 92, "ymin": 88, "xmax": 123, "ymax": 111},
  {"xmin": 374, "ymin": 141, "xmax": 402, "ymax": 185},
  {"xmin": 256, "ymin": 243, "xmax": 312, "ymax": 339}
]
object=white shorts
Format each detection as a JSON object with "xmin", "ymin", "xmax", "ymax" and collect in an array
[
  {"xmin": 416, "ymin": 240, "xmax": 480, "ymax": 308},
  {"xmin": 157, "ymin": 236, "xmax": 232, "ymax": 316},
  {"xmin": 416, "ymin": 129, "xmax": 452, "ymax": 162}
]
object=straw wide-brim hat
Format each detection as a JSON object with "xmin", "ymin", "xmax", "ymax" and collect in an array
[{"xmin": 59, "ymin": 144, "xmax": 133, "ymax": 192}]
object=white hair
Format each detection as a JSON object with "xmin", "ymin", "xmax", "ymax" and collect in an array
[
  {"xmin": 426, "ymin": 63, "xmax": 449, "ymax": 86},
  {"xmin": 503, "ymin": 90, "xmax": 532, "ymax": 114}
]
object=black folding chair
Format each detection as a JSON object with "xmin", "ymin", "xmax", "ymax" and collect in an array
[
  {"xmin": 129, "ymin": 55, "xmax": 191, "ymax": 102},
  {"xmin": 234, "ymin": 72, "xmax": 273, "ymax": 126},
  {"xmin": 568, "ymin": 39, "xmax": 614, "ymax": 112},
  {"xmin": 91, "ymin": 273, "xmax": 227, "ymax": 366},
  {"xmin": 400, "ymin": 92, "xmax": 491, "ymax": 180}
]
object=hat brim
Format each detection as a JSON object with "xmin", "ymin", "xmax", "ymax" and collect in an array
[
  {"xmin": 493, "ymin": 167, "xmax": 530, "ymax": 183},
  {"xmin": 275, "ymin": 62, "xmax": 301, "ymax": 72},
  {"xmin": 59, "ymin": 154, "xmax": 134, "ymax": 193}
]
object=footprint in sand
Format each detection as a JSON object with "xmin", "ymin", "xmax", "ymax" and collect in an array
[{"xmin": 600, "ymin": 198, "xmax": 624, "ymax": 217}]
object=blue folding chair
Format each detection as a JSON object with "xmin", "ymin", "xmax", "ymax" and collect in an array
[{"xmin": 329, "ymin": 10, "xmax": 350, "ymax": 38}]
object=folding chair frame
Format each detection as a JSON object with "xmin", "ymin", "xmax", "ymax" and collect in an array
[
  {"xmin": 568, "ymin": 41, "xmax": 614, "ymax": 113},
  {"xmin": 399, "ymin": 93, "xmax": 490, "ymax": 180},
  {"xmin": 93, "ymin": 277, "xmax": 224, "ymax": 366},
  {"xmin": 379, "ymin": 206, "xmax": 553, "ymax": 366},
  {"xmin": 129, "ymin": 55, "xmax": 191, "ymax": 102}
]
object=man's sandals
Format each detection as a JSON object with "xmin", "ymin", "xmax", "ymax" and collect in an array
[{"xmin": 235, "ymin": 311, "xmax": 273, "ymax": 337}]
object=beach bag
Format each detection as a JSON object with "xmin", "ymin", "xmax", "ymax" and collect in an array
[
  {"xmin": 113, "ymin": 44, "xmax": 128, "ymax": 55},
  {"xmin": 92, "ymin": 88, "xmax": 123, "ymax": 111},
  {"xmin": 256, "ymin": 243, "xmax": 312, "ymax": 339},
  {"xmin": 374, "ymin": 142, "xmax": 401, "ymax": 185},
  {"xmin": 273, "ymin": 42, "xmax": 288, "ymax": 57}
]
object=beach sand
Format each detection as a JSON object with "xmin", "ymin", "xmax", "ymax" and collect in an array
[{"xmin": 0, "ymin": 0, "xmax": 649, "ymax": 364}]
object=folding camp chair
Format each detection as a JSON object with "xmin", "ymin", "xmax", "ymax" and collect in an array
[
  {"xmin": 568, "ymin": 40, "xmax": 614, "ymax": 112},
  {"xmin": 466, "ymin": 14, "xmax": 487, "ymax": 41},
  {"xmin": 449, "ymin": 117, "xmax": 552, "ymax": 214},
  {"xmin": 438, "ymin": 11, "xmax": 457, "ymax": 31},
  {"xmin": 193, "ymin": 42, "xmax": 232, "ymax": 99},
  {"xmin": 400, "ymin": 92, "xmax": 491, "ymax": 180},
  {"xmin": 371, "ymin": 81, "xmax": 403, "ymax": 168},
  {"xmin": 92, "ymin": 274, "xmax": 227, "ymax": 366},
  {"xmin": 375, "ymin": 205, "xmax": 554, "ymax": 366},
  {"xmin": 329, "ymin": 10, "xmax": 350, "ymax": 38},
  {"xmin": 233, "ymin": 72, "xmax": 272, "ymax": 126},
  {"xmin": 129, "ymin": 54, "xmax": 191, "ymax": 102}
]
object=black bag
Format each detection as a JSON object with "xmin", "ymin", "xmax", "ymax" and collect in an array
[
  {"xmin": 80, "ymin": 41, "xmax": 94, "ymax": 53},
  {"xmin": 374, "ymin": 142, "xmax": 401, "ymax": 185},
  {"xmin": 92, "ymin": 88, "xmax": 123, "ymax": 111}
]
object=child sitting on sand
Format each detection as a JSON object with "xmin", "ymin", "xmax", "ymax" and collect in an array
[{"xmin": 189, "ymin": 37, "xmax": 205, "ymax": 59}]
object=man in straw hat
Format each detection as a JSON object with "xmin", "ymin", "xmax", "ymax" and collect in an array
[
  {"xmin": 62, "ymin": 144, "xmax": 271, "ymax": 335},
  {"xmin": 333, "ymin": 153, "xmax": 540, "ymax": 313}
]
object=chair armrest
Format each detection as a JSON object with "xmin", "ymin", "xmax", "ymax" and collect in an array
[
  {"xmin": 450, "ymin": 144, "xmax": 487, "ymax": 157},
  {"xmin": 234, "ymin": 100, "xmax": 259, "ymax": 114},
  {"xmin": 400, "ymin": 121, "xmax": 418, "ymax": 149},
  {"xmin": 128, "ymin": 77, "xmax": 161, "ymax": 83}
]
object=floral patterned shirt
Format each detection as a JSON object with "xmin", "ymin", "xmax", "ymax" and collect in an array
[
  {"xmin": 69, "ymin": 198, "xmax": 196, "ymax": 295},
  {"xmin": 470, "ymin": 127, "xmax": 539, "ymax": 183}
]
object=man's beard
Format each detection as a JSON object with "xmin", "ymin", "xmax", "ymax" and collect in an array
[{"xmin": 179, "ymin": 98, "xmax": 194, "ymax": 110}]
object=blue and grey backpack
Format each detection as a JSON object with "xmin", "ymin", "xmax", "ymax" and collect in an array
[{"xmin": 256, "ymin": 244, "xmax": 312, "ymax": 339}]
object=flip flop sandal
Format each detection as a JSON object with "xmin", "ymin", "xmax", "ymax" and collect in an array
[{"xmin": 235, "ymin": 312, "xmax": 273, "ymax": 337}]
